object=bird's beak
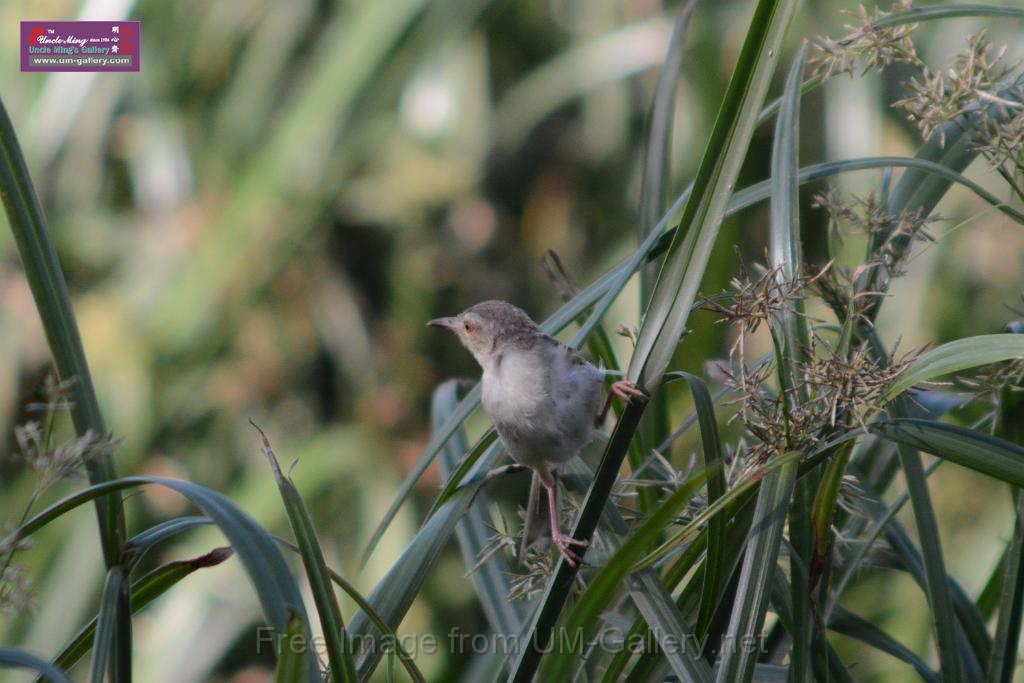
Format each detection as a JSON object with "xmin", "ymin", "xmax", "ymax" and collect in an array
[{"xmin": 427, "ymin": 316, "xmax": 459, "ymax": 330}]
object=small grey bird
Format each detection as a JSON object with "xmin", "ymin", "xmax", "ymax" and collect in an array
[{"xmin": 429, "ymin": 300, "xmax": 645, "ymax": 566}]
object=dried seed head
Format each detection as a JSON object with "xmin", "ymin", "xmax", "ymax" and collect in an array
[
  {"xmin": 810, "ymin": 0, "xmax": 921, "ymax": 80},
  {"xmin": 893, "ymin": 32, "xmax": 1020, "ymax": 148}
]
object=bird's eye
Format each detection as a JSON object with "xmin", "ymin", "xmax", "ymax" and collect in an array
[{"xmin": 464, "ymin": 321, "xmax": 475, "ymax": 333}]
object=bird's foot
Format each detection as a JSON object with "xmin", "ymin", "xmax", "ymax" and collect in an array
[
  {"xmin": 596, "ymin": 380, "xmax": 649, "ymax": 426},
  {"xmin": 551, "ymin": 532, "xmax": 589, "ymax": 567},
  {"xmin": 611, "ymin": 380, "xmax": 648, "ymax": 402}
]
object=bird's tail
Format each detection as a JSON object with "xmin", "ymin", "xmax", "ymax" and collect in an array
[{"xmin": 519, "ymin": 471, "xmax": 551, "ymax": 567}]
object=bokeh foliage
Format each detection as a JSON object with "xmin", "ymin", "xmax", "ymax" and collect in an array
[{"xmin": 1, "ymin": 0, "xmax": 1024, "ymax": 681}]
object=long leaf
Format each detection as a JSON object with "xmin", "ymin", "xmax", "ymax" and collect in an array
[
  {"xmin": 535, "ymin": 470, "xmax": 712, "ymax": 683},
  {"xmin": 275, "ymin": 613, "xmax": 309, "ymax": 683},
  {"xmin": 637, "ymin": 0, "xmax": 699, "ymax": 519},
  {"xmin": 627, "ymin": 573, "xmax": 716, "ymax": 683},
  {"xmin": 627, "ymin": 0, "xmax": 797, "ymax": 391},
  {"xmin": 870, "ymin": 418, "xmax": 1024, "ymax": 488},
  {"xmin": 50, "ymin": 548, "xmax": 233, "ymax": 674},
  {"xmin": 715, "ymin": 454, "xmax": 799, "ymax": 683},
  {"xmin": 677, "ymin": 373, "xmax": 728, "ymax": 637},
  {"xmin": 0, "ymin": 649, "xmax": 72, "ymax": 683},
  {"xmin": 88, "ymin": 567, "xmax": 126, "ymax": 683},
  {"xmin": 887, "ymin": 407, "xmax": 966, "ymax": 681},
  {"xmin": 884, "ymin": 335, "xmax": 1024, "ymax": 401},
  {"xmin": 766, "ymin": 46, "xmax": 811, "ymax": 683},
  {"xmin": 987, "ymin": 493, "xmax": 1024, "ymax": 683},
  {"xmin": 871, "ymin": 4, "xmax": 1024, "ymax": 28},
  {"xmin": 2, "ymin": 475, "xmax": 318, "ymax": 681},
  {"xmin": 254, "ymin": 424, "xmax": 358, "ymax": 683},
  {"xmin": 269, "ymin": 537, "xmax": 426, "ymax": 683},
  {"xmin": 0, "ymin": 97, "xmax": 124, "ymax": 563},
  {"xmin": 639, "ymin": 0, "xmax": 697, "ymax": 245},
  {"xmin": 827, "ymin": 605, "xmax": 939, "ymax": 683},
  {"xmin": 988, "ymin": 345, "xmax": 1024, "ymax": 683}
]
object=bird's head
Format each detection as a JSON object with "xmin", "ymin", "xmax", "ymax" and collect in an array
[{"xmin": 428, "ymin": 300, "xmax": 541, "ymax": 365}]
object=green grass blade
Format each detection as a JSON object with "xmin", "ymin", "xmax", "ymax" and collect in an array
[
  {"xmin": 640, "ymin": 451, "xmax": 802, "ymax": 570},
  {"xmin": 637, "ymin": 0, "xmax": 698, "ymax": 518},
  {"xmin": 0, "ymin": 96, "xmax": 124, "ymax": 568},
  {"xmin": 986, "ymin": 494, "xmax": 1024, "ymax": 683},
  {"xmin": 88, "ymin": 567, "xmax": 126, "ymax": 683},
  {"xmin": 870, "ymin": 418, "xmax": 1024, "ymax": 488},
  {"xmin": 871, "ymin": 4, "xmax": 1024, "ymax": 27},
  {"xmin": 2, "ymin": 475, "xmax": 318, "ymax": 680},
  {"xmin": 535, "ymin": 469, "xmax": 712, "ymax": 683},
  {"xmin": 827, "ymin": 605, "xmax": 939, "ymax": 683},
  {"xmin": 715, "ymin": 455, "xmax": 799, "ymax": 683},
  {"xmin": 889, "ymin": 401, "xmax": 966, "ymax": 681},
  {"xmin": 884, "ymin": 335, "xmax": 1024, "ymax": 402},
  {"xmin": 275, "ymin": 613, "xmax": 309, "ymax": 683},
  {"xmin": 676, "ymin": 372, "xmax": 728, "ymax": 637},
  {"xmin": 627, "ymin": 572, "xmax": 716, "ymax": 683},
  {"xmin": 731, "ymin": 156, "xmax": 1024, "ymax": 227},
  {"xmin": 988, "ymin": 338, "xmax": 1024, "ymax": 683},
  {"xmin": 639, "ymin": 0, "xmax": 697, "ymax": 309},
  {"xmin": 0, "ymin": 649, "xmax": 72, "ymax": 683},
  {"xmin": 766, "ymin": 47, "xmax": 812, "ymax": 683},
  {"xmin": 639, "ymin": 0, "xmax": 696, "ymax": 245},
  {"xmin": 272, "ymin": 537, "xmax": 427, "ymax": 683},
  {"xmin": 51, "ymin": 548, "xmax": 233, "ymax": 674},
  {"xmin": 977, "ymin": 548, "xmax": 1006, "ymax": 621},
  {"xmin": 0, "ymin": 93, "xmax": 130, "ymax": 682},
  {"xmin": 767, "ymin": 45, "xmax": 807, "ymax": 352},
  {"xmin": 124, "ymin": 516, "xmax": 212, "ymax": 565},
  {"xmin": 809, "ymin": 441, "xmax": 853, "ymax": 579},
  {"xmin": 627, "ymin": 0, "xmax": 798, "ymax": 391},
  {"xmin": 253, "ymin": 424, "xmax": 358, "ymax": 683}
]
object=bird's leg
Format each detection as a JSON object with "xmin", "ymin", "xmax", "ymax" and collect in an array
[
  {"xmin": 545, "ymin": 473, "xmax": 588, "ymax": 567},
  {"xmin": 596, "ymin": 380, "xmax": 649, "ymax": 426}
]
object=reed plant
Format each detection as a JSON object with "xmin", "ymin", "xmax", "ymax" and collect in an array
[{"xmin": 2, "ymin": 1, "xmax": 1024, "ymax": 681}]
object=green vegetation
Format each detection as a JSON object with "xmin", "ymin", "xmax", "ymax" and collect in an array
[{"xmin": 2, "ymin": 1, "xmax": 1024, "ymax": 681}]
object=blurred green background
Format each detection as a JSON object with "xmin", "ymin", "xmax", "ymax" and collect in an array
[{"xmin": 1, "ymin": 0, "xmax": 1022, "ymax": 680}]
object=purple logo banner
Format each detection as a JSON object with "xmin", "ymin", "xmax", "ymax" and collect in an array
[{"xmin": 21, "ymin": 20, "xmax": 139, "ymax": 72}]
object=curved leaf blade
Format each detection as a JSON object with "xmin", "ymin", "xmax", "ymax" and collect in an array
[
  {"xmin": 871, "ymin": 419, "xmax": 1024, "ymax": 488},
  {"xmin": 51, "ymin": 547, "xmax": 233, "ymax": 674},
  {"xmin": 253, "ymin": 424, "xmax": 357, "ymax": 683},
  {"xmin": 627, "ymin": 0, "xmax": 799, "ymax": 391},
  {"xmin": 536, "ymin": 469, "xmax": 712, "ymax": 683},
  {"xmin": 885, "ymin": 335, "xmax": 1024, "ymax": 402},
  {"xmin": 0, "ymin": 648, "xmax": 72, "ymax": 683},
  {"xmin": 2, "ymin": 475, "xmax": 319, "ymax": 680}
]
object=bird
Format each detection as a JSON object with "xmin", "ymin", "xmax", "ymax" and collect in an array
[{"xmin": 428, "ymin": 300, "xmax": 646, "ymax": 566}]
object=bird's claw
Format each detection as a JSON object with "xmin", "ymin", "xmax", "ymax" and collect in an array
[
  {"xmin": 552, "ymin": 532, "xmax": 589, "ymax": 567},
  {"xmin": 611, "ymin": 380, "xmax": 647, "ymax": 402}
]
